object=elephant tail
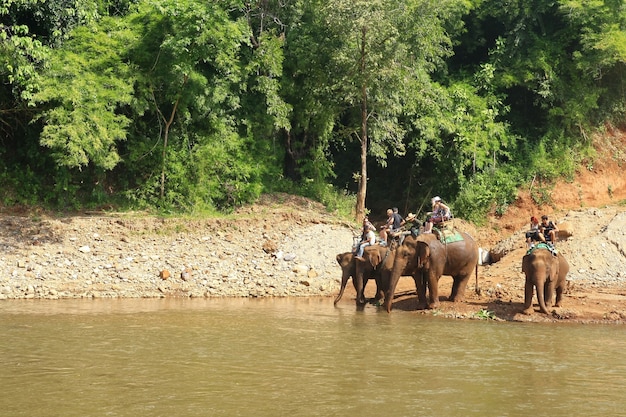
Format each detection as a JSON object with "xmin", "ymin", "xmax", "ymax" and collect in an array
[{"xmin": 475, "ymin": 261, "xmax": 480, "ymax": 295}]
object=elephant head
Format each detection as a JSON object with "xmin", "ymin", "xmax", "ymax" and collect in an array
[
  {"xmin": 522, "ymin": 249, "xmax": 569, "ymax": 314},
  {"xmin": 334, "ymin": 252, "xmax": 356, "ymax": 306}
]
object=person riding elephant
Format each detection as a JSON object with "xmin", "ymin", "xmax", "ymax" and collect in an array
[
  {"xmin": 521, "ymin": 247, "xmax": 569, "ymax": 314},
  {"xmin": 334, "ymin": 252, "xmax": 380, "ymax": 306},
  {"xmin": 384, "ymin": 232, "xmax": 479, "ymax": 312}
]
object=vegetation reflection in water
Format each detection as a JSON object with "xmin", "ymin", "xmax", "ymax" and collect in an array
[{"xmin": 1, "ymin": 298, "xmax": 625, "ymax": 417}]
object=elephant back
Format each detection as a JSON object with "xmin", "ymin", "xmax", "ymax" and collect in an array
[{"xmin": 438, "ymin": 231, "xmax": 478, "ymax": 269}]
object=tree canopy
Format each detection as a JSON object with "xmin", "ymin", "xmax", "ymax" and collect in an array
[{"xmin": 0, "ymin": 0, "xmax": 624, "ymax": 221}]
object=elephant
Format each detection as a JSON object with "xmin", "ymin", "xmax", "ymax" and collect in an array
[
  {"xmin": 353, "ymin": 245, "xmax": 393, "ymax": 306},
  {"xmin": 334, "ymin": 252, "xmax": 381, "ymax": 306},
  {"xmin": 521, "ymin": 248, "xmax": 569, "ymax": 314},
  {"xmin": 384, "ymin": 232, "xmax": 479, "ymax": 312},
  {"xmin": 353, "ymin": 243, "xmax": 421, "ymax": 308}
]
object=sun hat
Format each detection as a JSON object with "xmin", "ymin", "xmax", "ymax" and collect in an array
[
  {"xmin": 432, "ymin": 196, "xmax": 442, "ymax": 203},
  {"xmin": 406, "ymin": 213, "xmax": 416, "ymax": 221}
]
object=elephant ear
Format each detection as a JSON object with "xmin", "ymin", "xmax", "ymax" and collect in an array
[
  {"xmin": 336, "ymin": 253, "xmax": 343, "ymax": 264},
  {"xmin": 366, "ymin": 250, "xmax": 382, "ymax": 268},
  {"xmin": 417, "ymin": 242, "xmax": 430, "ymax": 268},
  {"xmin": 337, "ymin": 252, "xmax": 351, "ymax": 265}
]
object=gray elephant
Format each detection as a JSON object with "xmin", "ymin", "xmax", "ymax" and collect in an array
[
  {"xmin": 521, "ymin": 248, "xmax": 569, "ymax": 314},
  {"xmin": 334, "ymin": 252, "xmax": 381, "ymax": 306},
  {"xmin": 354, "ymin": 243, "xmax": 420, "ymax": 308},
  {"xmin": 353, "ymin": 245, "xmax": 392, "ymax": 306},
  {"xmin": 385, "ymin": 232, "xmax": 479, "ymax": 312}
]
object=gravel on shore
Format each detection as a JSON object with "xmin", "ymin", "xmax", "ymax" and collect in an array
[{"xmin": 0, "ymin": 213, "xmax": 356, "ymax": 300}]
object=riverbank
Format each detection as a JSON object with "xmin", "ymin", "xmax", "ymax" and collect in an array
[
  {"xmin": 0, "ymin": 195, "xmax": 355, "ymax": 300},
  {"xmin": 2, "ymin": 193, "xmax": 626, "ymax": 324}
]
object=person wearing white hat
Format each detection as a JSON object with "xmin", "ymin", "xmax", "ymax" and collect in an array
[{"xmin": 424, "ymin": 196, "xmax": 451, "ymax": 233}]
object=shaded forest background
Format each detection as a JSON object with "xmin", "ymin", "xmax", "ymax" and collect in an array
[{"xmin": 1, "ymin": 0, "xmax": 625, "ymax": 223}]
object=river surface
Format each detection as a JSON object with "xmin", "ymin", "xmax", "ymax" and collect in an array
[{"xmin": 1, "ymin": 297, "xmax": 625, "ymax": 417}]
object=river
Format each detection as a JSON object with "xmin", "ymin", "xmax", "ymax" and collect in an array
[{"xmin": 1, "ymin": 297, "xmax": 625, "ymax": 417}]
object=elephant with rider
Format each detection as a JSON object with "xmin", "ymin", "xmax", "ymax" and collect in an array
[
  {"xmin": 354, "ymin": 242, "xmax": 423, "ymax": 308},
  {"xmin": 334, "ymin": 251, "xmax": 384, "ymax": 306},
  {"xmin": 385, "ymin": 232, "xmax": 479, "ymax": 312},
  {"xmin": 521, "ymin": 247, "xmax": 569, "ymax": 314}
]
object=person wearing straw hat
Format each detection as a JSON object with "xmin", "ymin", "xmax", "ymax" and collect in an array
[{"xmin": 404, "ymin": 212, "xmax": 419, "ymax": 231}]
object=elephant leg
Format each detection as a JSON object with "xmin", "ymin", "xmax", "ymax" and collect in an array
[
  {"xmin": 427, "ymin": 274, "xmax": 440, "ymax": 309},
  {"xmin": 356, "ymin": 277, "xmax": 369, "ymax": 306},
  {"xmin": 414, "ymin": 272, "xmax": 428, "ymax": 310},
  {"xmin": 449, "ymin": 274, "xmax": 471, "ymax": 302},
  {"xmin": 523, "ymin": 278, "xmax": 534, "ymax": 315},
  {"xmin": 554, "ymin": 284, "xmax": 564, "ymax": 307},
  {"xmin": 373, "ymin": 275, "xmax": 385, "ymax": 305}
]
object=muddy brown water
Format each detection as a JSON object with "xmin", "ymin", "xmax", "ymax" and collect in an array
[{"xmin": 1, "ymin": 297, "xmax": 625, "ymax": 417}]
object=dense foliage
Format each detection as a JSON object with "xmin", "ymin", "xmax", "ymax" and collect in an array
[{"xmin": 1, "ymin": 0, "xmax": 624, "ymax": 221}]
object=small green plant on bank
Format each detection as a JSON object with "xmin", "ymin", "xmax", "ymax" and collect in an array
[
  {"xmin": 474, "ymin": 309, "xmax": 496, "ymax": 320},
  {"xmin": 608, "ymin": 184, "xmax": 613, "ymax": 199},
  {"xmin": 531, "ymin": 185, "xmax": 553, "ymax": 207},
  {"xmin": 577, "ymin": 184, "xmax": 584, "ymax": 207}
]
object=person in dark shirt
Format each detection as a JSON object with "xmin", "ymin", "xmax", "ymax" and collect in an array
[
  {"xmin": 540, "ymin": 214, "xmax": 558, "ymax": 245},
  {"xmin": 379, "ymin": 207, "xmax": 405, "ymax": 243}
]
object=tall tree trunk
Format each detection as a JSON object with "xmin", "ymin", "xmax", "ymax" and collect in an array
[
  {"xmin": 155, "ymin": 75, "xmax": 188, "ymax": 200},
  {"xmin": 355, "ymin": 26, "xmax": 368, "ymax": 223}
]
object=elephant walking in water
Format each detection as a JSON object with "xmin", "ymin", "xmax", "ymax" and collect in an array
[
  {"xmin": 385, "ymin": 233, "xmax": 479, "ymax": 312},
  {"xmin": 521, "ymin": 248, "xmax": 569, "ymax": 314},
  {"xmin": 353, "ymin": 243, "xmax": 420, "ymax": 308},
  {"xmin": 334, "ymin": 252, "xmax": 382, "ymax": 306},
  {"xmin": 353, "ymin": 245, "xmax": 390, "ymax": 306}
]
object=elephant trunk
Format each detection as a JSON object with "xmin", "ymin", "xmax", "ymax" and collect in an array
[
  {"xmin": 537, "ymin": 284, "xmax": 550, "ymax": 314},
  {"xmin": 333, "ymin": 275, "xmax": 348, "ymax": 306},
  {"xmin": 385, "ymin": 269, "xmax": 402, "ymax": 313}
]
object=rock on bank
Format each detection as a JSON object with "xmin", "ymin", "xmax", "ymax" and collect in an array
[{"xmin": 0, "ymin": 212, "xmax": 356, "ymax": 300}]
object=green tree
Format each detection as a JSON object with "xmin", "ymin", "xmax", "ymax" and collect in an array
[
  {"xmin": 314, "ymin": 0, "xmax": 470, "ymax": 221},
  {"xmin": 560, "ymin": 0, "xmax": 626, "ymax": 124},
  {"xmin": 128, "ymin": 0, "xmax": 249, "ymax": 201},
  {"xmin": 0, "ymin": 0, "xmax": 48, "ymax": 141},
  {"xmin": 31, "ymin": 17, "xmax": 135, "ymax": 169}
]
